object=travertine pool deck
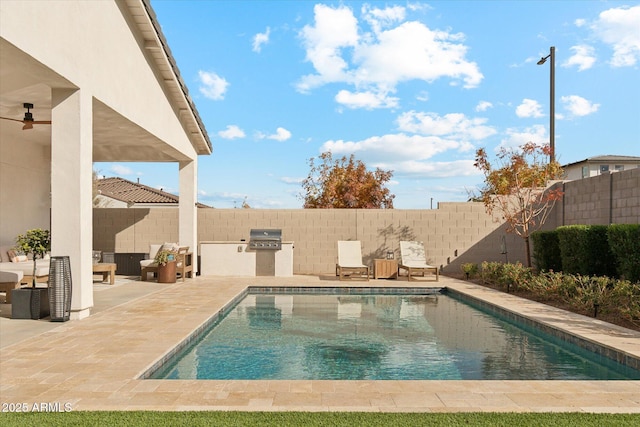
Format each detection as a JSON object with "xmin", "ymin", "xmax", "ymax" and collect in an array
[{"xmin": 1, "ymin": 274, "xmax": 639, "ymax": 413}]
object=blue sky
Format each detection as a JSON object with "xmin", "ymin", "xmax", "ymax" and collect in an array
[{"xmin": 96, "ymin": 1, "xmax": 640, "ymax": 208}]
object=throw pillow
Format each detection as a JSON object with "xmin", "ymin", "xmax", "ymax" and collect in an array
[{"xmin": 8, "ymin": 249, "xmax": 28, "ymax": 263}]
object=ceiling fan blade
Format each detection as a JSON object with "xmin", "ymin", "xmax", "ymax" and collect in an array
[
  {"xmin": 0, "ymin": 116, "xmax": 25, "ymax": 123},
  {"xmin": 22, "ymin": 122, "xmax": 34, "ymax": 130},
  {"xmin": 32, "ymin": 121, "xmax": 52, "ymax": 125}
]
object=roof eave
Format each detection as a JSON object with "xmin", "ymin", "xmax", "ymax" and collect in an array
[{"xmin": 125, "ymin": 0, "xmax": 212, "ymax": 156}]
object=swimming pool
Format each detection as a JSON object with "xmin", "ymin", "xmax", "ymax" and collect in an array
[{"xmin": 149, "ymin": 288, "xmax": 640, "ymax": 380}]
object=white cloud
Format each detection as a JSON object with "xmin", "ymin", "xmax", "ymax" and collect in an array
[
  {"xmin": 563, "ymin": 45, "xmax": 596, "ymax": 71},
  {"xmin": 380, "ymin": 159, "xmax": 481, "ymax": 178},
  {"xmin": 591, "ymin": 5, "xmax": 640, "ymax": 67},
  {"xmin": 253, "ymin": 27, "xmax": 271, "ymax": 53},
  {"xmin": 322, "ymin": 132, "xmax": 472, "ymax": 165},
  {"xmin": 296, "ymin": 4, "xmax": 483, "ymax": 108},
  {"xmin": 575, "ymin": 18, "xmax": 587, "ymax": 27},
  {"xmin": 361, "ymin": 4, "xmax": 406, "ymax": 34},
  {"xmin": 198, "ymin": 71, "xmax": 229, "ymax": 100},
  {"xmin": 475, "ymin": 101, "xmax": 493, "ymax": 112},
  {"xmin": 110, "ymin": 164, "xmax": 134, "ymax": 176},
  {"xmin": 218, "ymin": 125, "xmax": 246, "ymax": 139},
  {"xmin": 262, "ymin": 127, "xmax": 292, "ymax": 141},
  {"xmin": 297, "ymin": 4, "xmax": 358, "ymax": 93},
  {"xmin": 335, "ymin": 89, "xmax": 399, "ymax": 109},
  {"xmin": 416, "ymin": 91, "xmax": 429, "ymax": 102},
  {"xmin": 515, "ymin": 99, "xmax": 544, "ymax": 118},
  {"xmin": 280, "ymin": 176, "xmax": 303, "ymax": 185},
  {"xmin": 397, "ymin": 111, "xmax": 496, "ymax": 141},
  {"xmin": 561, "ymin": 95, "xmax": 600, "ymax": 117},
  {"xmin": 499, "ymin": 125, "xmax": 548, "ymax": 150}
]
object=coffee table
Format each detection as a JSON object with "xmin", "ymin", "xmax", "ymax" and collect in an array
[{"xmin": 92, "ymin": 263, "xmax": 116, "ymax": 285}]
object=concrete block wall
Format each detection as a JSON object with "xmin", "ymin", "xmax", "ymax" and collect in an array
[
  {"xmin": 611, "ymin": 167, "xmax": 640, "ymax": 224},
  {"xmin": 94, "ymin": 203, "xmax": 525, "ymax": 275},
  {"xmin": 559, "ymin": 167, "xmax": 639, "ymax": 226},
  {"xmin": 92, "ymin": 168, "xmax": 638, "ymax": 276}
]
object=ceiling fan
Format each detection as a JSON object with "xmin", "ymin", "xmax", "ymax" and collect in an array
[{"xmin": 0, "ymin": 103, "xmax": 52, "ymax": 130}]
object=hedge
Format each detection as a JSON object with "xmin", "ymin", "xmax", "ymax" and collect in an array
[
  {"xmin": 533, "ymin": 224, "xmax": 637, "ymax": 282},
  {"xmin": 607, "ymin": 224, "xmax": 640, "ymax": 283},
  {"xmin": 531, "ymin": 230, "xmax": 561, "ymax": 272}
]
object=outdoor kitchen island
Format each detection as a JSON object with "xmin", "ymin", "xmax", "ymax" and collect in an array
[{"xmin": 199, "ymin": 240, "xmax": 294, "ymax": 277}]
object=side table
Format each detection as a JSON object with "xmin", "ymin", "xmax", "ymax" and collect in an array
[
  {"xmin": 374, "ymin": 259, "xmax": 398, "ymax": 279},
  {"xmin": 92, "ymin": 263, "xmax": 116, "ymax": 285}
]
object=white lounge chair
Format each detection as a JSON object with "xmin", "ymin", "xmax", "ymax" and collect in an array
[
  {"xmin": 399, "ymin": 241, "xmax": 438, "ymax": 281},
  {"xmin": 336, "ymin": 240, "xmax": 369, "ymax": 281}
]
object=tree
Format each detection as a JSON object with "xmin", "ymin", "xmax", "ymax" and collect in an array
[
  {"xmin": 15, "ymin": 228, "xmax": 51, "ymax": 288},
  {"xmin": 474, "ymin": 143, "xmax": 563, "ymax": 267},
  {"xmin": 300, "ymin": 151, "xmax": 395, "ymax": 208}
]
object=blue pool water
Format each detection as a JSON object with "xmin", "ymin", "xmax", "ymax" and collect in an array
[{"xmin": 151, "ymin": 291, "xmax": 640, "ymax": 380}]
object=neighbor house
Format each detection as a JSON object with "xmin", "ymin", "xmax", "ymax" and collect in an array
[
  {"xmin": 563, "ymin": 155, "xmax": 640, "ymax": 181},
  {"xmin": 95, "ymin": 177, "xmax": 211, "ymax": 208},
  {"xmin": 0, "ymin": 0, "xmax": 212, "ymax": 319}
]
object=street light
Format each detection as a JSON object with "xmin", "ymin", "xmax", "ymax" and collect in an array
[{"xmin": 537, "ymin": 46, "xmax": 555, "ymax": 163}]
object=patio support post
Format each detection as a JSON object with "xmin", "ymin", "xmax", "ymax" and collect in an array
[
  {"xmin": 179, "ymin": 160, "xmax": 198, "ymax": 274},
  {"xmin": 51, "ymin": 88, "xmax": 94, "ymax": 319}
]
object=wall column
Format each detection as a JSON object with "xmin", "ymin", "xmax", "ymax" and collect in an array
[
  {"xmin": 51, "ymin": 88, "xmax": 93, "ymax": 319},
  {"xmin": 179, "ymin": 159, "xmax": 198, "ymax": 274}
]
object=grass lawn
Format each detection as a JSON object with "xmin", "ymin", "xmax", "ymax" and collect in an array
[{"xmin": 1, "ymin": 411, "xmax": 639, "ymax": 426}]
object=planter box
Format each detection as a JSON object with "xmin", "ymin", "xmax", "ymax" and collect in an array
[{"xmin": 11, "ymin": 288, "xmax": 50, "ymax": 319}]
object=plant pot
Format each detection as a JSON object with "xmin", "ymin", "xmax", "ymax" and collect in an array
[
  {"xmin": 11, "ymin": 288, "xmax": 50, "ymax": 319},
  {"xmin": 157, "ymin": 261, "xmax": 177, "ymax": 283}
]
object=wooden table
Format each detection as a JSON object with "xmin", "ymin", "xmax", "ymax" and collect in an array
[
  {"xmin": 374, "ymin": 259, "xmax": 398, "ymax": 279},
  {"xmin": 92, "ymin": 263, "xmax": 116, "ymax": 285}
]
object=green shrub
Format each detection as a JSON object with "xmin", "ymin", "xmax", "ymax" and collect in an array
[
  {"xmin": 585, "ymin": 225, "xmax": 616, "ymax": 277},
  {"xmin": 477, "ymin": 262, "xmax": 639, "ymax": 326},
  {"xmin": 460, "ymin": 263, "xmax": 479, "ymax": 279},
  {"xmin": 557, "ymin": 225, "xmax": 616, "ymax": 277},
  {"xmin": 607, "ymin": 224, "xmax": 640, "ymax": 283},
  {"xmin": 531, "ymin": 230, "xmax": 561, "ymax": 272},
  {"xmin": 557, "ymin": 225, "xmax": 590, "ymax": 275}
]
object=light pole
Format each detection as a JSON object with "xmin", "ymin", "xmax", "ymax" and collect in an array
[{"xmin": 537, "ymin": 46, "xmax": 555, "ymax": 163}]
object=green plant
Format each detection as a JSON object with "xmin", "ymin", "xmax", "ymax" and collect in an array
[
  {"xmin": 460, "ymin": 263, "xmax": 479, "ymax": 279},
  {"xmin": 154, "ymin": 249, "xmax": 176, "ymax": 266},
  {"xmin": 607, "ymin": 224, "xmax": 640, "ymax": 283},
  {"xmin": 531, "ymin": 230, "xmax": 561, "ymax": 272},
  {"xmin": 15, "ymin": 228, "xmax": 50, "ymax": 288}
]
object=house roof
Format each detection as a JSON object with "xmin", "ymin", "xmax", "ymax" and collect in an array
[
  {"xmin": 96, "ymin": 177, "xmax": 210, "ymax": 207},
  {"xmin": 562, "ymin": 155, "xmax": 640, "ymax": 168}
]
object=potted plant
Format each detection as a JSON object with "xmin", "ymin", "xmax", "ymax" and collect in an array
[
  {"xmin": 155, "ymin": 248, "xmax": 177, "ymax": 283},
  {"xmin": 15, "ymin": 228, "xmax": 51, "ymax": 288},
  {"xmin": 12, "ymin": 228, "xmax": 51, "ymax": 319}
]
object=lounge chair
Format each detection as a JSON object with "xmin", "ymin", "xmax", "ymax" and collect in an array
[
  {"xmin": 399, "ymin": 241, "xmax": 438, "ymax": 281},
  {"xmin": 140, "ymin": 244, "xmax": 193, "ymax": 282},
  {"xmin": 336, "ymin": 240, "xmax": 369, "ymax": 281}
]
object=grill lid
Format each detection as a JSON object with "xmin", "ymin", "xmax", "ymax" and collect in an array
[{"xmin": 249, "ymin": 229, "xmax": 282, "ymax": 250}]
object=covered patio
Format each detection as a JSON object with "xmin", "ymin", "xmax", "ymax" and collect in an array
[{"xmin": 0, "ymin": 0, "xmax": 212, "ymax": 319}]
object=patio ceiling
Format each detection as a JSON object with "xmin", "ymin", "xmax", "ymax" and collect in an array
[{"xmin": 0, "ymin": 0, "xmax": 212, "ymax": 163}]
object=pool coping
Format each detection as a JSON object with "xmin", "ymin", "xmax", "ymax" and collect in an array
[{"xmin": 1, "ymin": 275, "xmax": 639, "ymax": 412}]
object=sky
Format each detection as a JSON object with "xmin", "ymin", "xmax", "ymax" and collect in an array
[{"xmin": 96, "ymin": 1, "xmax": 640, "ymax": 208}]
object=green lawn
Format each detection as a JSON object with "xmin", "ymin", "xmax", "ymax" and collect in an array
[{"xmin": 1, "ymin": 412, "xmax": 639, "ymax": 426}]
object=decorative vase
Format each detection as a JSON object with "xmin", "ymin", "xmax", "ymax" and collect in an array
[{"xmin": 157, "ymin": 261, "xmax": 177, "ymax": 283}]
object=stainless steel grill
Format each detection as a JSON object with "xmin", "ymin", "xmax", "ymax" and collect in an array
[{"xmin": 248, "ymin": 229, "xmax": 282, "ymax": 250}]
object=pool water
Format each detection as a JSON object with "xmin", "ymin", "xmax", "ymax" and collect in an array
[{"xmin": 151, "ymin": 292, "xmax": 640, "ymax": 380}]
